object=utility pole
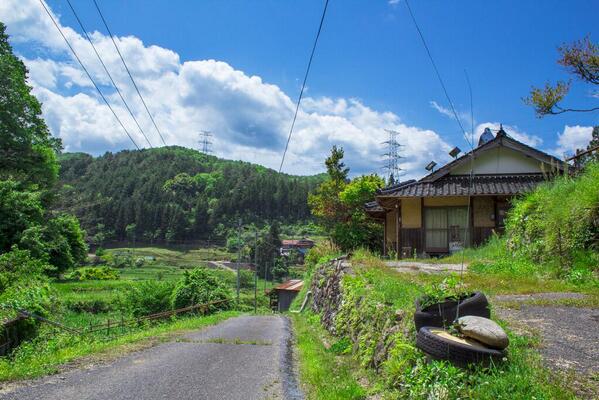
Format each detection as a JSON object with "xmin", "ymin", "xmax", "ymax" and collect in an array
[
  {"xmin": 263, "ymin": 254, "xmax": 270, "ymax": 293},
  {"xmin": 236, "ymin": 219, "xmax": 241, "ymax": 305},
  {"xmin": 382, "ymin": 129, "xmax": 404, "ymax": 184},
  {"xmin": 198, "ymin": 130, "xmax": 213, "ymax": 156},
  {"xmin": 254, "ymin": 230, "xmax": 258, "ymax": 314}
]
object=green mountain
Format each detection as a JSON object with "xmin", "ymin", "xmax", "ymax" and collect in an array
[{"xmin": 56, "ymin": 146, "xmax": 324, "ymax": 244}]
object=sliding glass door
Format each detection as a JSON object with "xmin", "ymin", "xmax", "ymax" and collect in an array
[{"xmin": 425, "ymin": 206, "xmax": 469, "ymax": 253}]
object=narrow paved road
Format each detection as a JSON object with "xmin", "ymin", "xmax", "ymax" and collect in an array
[{"xmin": 1, "ymin": 315, "xmax": 303, "ymax": 400}]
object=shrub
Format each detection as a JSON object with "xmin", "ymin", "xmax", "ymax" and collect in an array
[
  {"xmin": 66, "ymin": 267, "xmax": 119, "ymax": 281},
  {"xmin": 108, "ymin": 253, "xmax": 135, "ymax": 269},
  {"xmin": 123, "ymin": 281, "xmax": 176, "ymax": 318},
  {"xmin": 0, "ymin": 248, "xmax": 55, "ymax": 346},
  {"xmin": 506, "ymin": 162, "xmax": 599, "ymax": 277},
  {"xmin": 238, "ymin": 269, "xmax": 254, "ymax": 289},
  {"xmin": 65, "ymin": 298, "xmax": 113, "ymax": 314},
  {"xmin": 170, "ymin": 268, "xmax": 232, "ymax": 312}
]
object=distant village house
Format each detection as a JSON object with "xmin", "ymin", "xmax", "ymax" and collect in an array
[{"xmin": 279, "ymin": 238, "xmax": 315, "ymax": 257}]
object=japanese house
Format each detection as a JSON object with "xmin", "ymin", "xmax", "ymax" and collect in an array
[
  {"xmin": 366, "ymin": 126, "xmax": 565, "ymax": 257},
  {"xmin": 280, "ymin": 238, "xmax": 315, "ymax": 257}
]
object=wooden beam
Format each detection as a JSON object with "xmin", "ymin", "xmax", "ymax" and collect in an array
[
  {"xmin": 383, "ymin": 218, "xmax": 387, "ymax": 257},
  {"xmin": 398, "ymin": 200, "xmax": 402, "ymax": 258},
  {"xmin": 420, "ymin": 197, "xmax": 425, "ymax": 255}
]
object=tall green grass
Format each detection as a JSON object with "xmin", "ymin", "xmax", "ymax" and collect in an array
[{"xmin": 292, "ymin": 313, "xmax": 366, "ymax": 400}]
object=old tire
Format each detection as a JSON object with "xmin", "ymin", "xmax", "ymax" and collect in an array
[
  {"xmin": 416, "ymin": 326, "xmax": 504, "ymax": 366},
  {"xmin": 414, "ymin": 291, "xmax": 490, "ymax": 331}
]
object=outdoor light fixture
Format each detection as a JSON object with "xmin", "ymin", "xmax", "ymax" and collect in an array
[
  {"xmin": 425, "ymin": 161, "xmax": 437, "ymax": 171},
  {"xmin": 449, "ymin": 146, "xmax": 461, "ymax": 158}
]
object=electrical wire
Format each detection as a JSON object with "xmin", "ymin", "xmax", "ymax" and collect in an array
[
  {"xmin": 38, "ymin": 0, "xmax": 140, "ymax": 150},
  {"xmin": 92, "ymin": 0, "xmax": 168, "ymax": 147},
  {"xmin": 65, "ymin": 0, "xmax": 153, "ymax": 148},
  {"xmin": 404, "ymin": 0, "xmax": 474, "ymax": 150},
  {"xmin": 278, "ymin": 0, "xmax": 330, "ymax": 173}
]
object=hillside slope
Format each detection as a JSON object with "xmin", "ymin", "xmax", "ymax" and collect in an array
[{"xmin": 55, "ymin": 146, "xmax": 324, "ymax": 243}]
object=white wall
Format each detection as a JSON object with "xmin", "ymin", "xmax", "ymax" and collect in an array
[{"xmin": 451, "ymin": 147, "xmax": 544, "ymax": 175}]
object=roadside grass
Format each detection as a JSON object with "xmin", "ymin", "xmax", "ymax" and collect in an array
[
  {"xmin": 0, "ymin": 311, "xmax": 240, "ymax": 382},
  {"xmin": 291, "ymin": 313, "xmax": 366, "ymax": 400},
  {"xmin": 296, "ymin": 248, "xmax": 581, "ymax": 399}
]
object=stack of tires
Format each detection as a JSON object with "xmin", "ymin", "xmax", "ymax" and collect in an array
[{"xmin": 414, "ymin": 292, "xmax": 505, "ymax": 366}]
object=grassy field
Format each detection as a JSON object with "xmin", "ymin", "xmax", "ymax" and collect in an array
[
  {"xmin": 105, "ymin": 246, "xmax": 234, "ymax": 268},
  {"xmin": 50, "ymin": 246, "xmax": 278, "ymax": 330}
]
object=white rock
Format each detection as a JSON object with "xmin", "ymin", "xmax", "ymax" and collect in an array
[{"xmin": 457, "ymin": 316, "xmax": 509, "ymax": 349}]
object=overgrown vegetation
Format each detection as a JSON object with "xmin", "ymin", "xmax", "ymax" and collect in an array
[
  {"xmin": 293, "ymin": 245, "xmax": 581, "ymax": 399},
  {"xmin": 504, "ymin": 162, "xmax": 599, "ymax": 282},
  {"xmin": 292, "ymin": 313, "xmax": 366, "ymax": 400}
]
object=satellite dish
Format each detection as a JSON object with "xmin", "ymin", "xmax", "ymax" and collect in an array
[
  {"xmin": 449, "ymin": 146, "xmax": 461, "ymax": 158},
  {"xmin": 425, "ymin": 161, "xmax": 437, "ymax": 171},
  {"xmin": 478, "ymin": 127, "xmax": 494, "ymax": 146}
]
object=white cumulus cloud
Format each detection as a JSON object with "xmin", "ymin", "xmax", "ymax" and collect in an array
[
  {"xmin": 1, "ymin": 0, "xmax": 452, "ymax": 179},
  {"xmin": 474, "ymin": 122, "xmax": 543, "ymax": 148},
  {"xmin": 552, "ymin": 125, "xmax": 594, "ymax": 158}
]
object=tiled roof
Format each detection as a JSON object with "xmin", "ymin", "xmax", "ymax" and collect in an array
[
  {"xmin": 274, "ymin": 279, "xmax": 304, "ymax": 291},
  {"xmin": 364, "ymin": 201, "xmax": 384, "ymax": 212},
  {"xmin": 379, "ymin": 174, "xmax": 546, "ymax": 198},
  {"xmin": 377, "ymin": 179, "xmax": 416, "ymax": 195}
]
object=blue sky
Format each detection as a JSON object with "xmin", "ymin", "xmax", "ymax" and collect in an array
[{"xmin": 1, "ymin": 0, "xmax": 597, "ymax": 178}]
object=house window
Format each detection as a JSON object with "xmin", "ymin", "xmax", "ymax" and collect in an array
[{"xmin": 424, "ymin": 206, "xmax": 469, "ymax": 252}]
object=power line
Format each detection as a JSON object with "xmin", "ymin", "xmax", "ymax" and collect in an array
[
  {"xmin": 278, "ymin": 0, "xmax": 330, "ymax": 173},
  {"xmin": 38, "ymin": 0, "xmax": 140, "ymax": 150},
  {"xmin": 404, "ymin": 0, "xmax": 473, "ymax": 151},
  {"xmin": 65, "ymin": 0, "xmax": 153, "ymax": 148},
  {"xmin": 92, "ymin": 0, "xmax": 168, "ymax": 147}
]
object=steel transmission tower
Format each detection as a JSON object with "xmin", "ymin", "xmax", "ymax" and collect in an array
[
  {"xmin": 382, "ymin": 129, "xmax": 403, "ymax": 184},
  {"xmin": 198, "ymin": 130, "xmax": 213, "ymax": 155}
]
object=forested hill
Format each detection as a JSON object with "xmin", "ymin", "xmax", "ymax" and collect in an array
[{"xmin": 56, "ymin": 146, "xmax": 324, "ymax": 244}]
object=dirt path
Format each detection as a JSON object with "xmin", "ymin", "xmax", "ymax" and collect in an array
[
  {"xmin": 0, "ymin": 316, "xmax": 303, "ymax": 400},
  {"xmin": 386, "ymin": 260, "xmax": 468, "ymax": 274}
]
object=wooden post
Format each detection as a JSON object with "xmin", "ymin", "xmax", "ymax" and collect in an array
[
  {"xmin": 395, "ymin": 202, "xmax": 399, "ymax": 259},
  {"xmin": 383, "ymin": 218, "xmax": 387, "ymax": 257},
  {"xmin": 420, "ymin": 197, "xmax": 425, "ymax": 255},
  {"xmin": 397, "ymin": 201, "xmax": 403, "ymax": 259}
]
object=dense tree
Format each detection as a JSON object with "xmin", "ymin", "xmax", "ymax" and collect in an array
[
  {"xmin": 309, "ymin": 147, "xmax": 384, "ymax": 251},
  {"xmin": 334, "ymin": 175, "xmax": 385, "ymax": 250},
  {"xmin": 576, "ymin": 126, "xmax": 599, "ymax": 166},
  {"xmin": 0, "ymin": 23, "xmax": 87, "ymax": 275},
  {"xmin": 525, "ymin": 36, "xmax": 598, "ymax": 117},
  {"xmin": 308, "ymin": 146, "xmax": 349, "ymax": 231},
  {"xmin": 56, "ymin": 147, "xmax": 324, "ymax": 242},
  {"xmin": 0, "ymin": 22, "xmax": 61, "ymax": 189}
]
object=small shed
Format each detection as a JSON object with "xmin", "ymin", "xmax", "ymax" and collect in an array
[{"xmin": 272, "ymin": 279, "xmax": 303, "ymax": 312}]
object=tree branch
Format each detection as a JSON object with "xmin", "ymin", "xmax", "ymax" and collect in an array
[{"xmin": 551, "ymin": 105, "xmax": 599, "ymax": 114}]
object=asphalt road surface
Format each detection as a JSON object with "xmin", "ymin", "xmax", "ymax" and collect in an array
[{"xmin": 1, "ymin": 315, "xmax": 303, "ymax": 400}]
